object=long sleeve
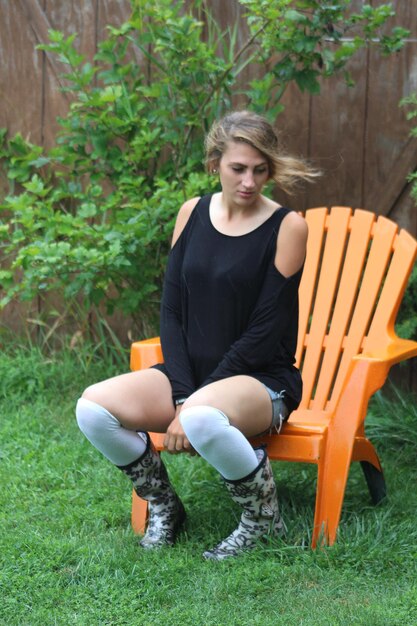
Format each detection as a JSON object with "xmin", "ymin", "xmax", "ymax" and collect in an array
[
  {"xmin": 160, "ymin": 241, "xmax": 196, "ymax": 401},
  {"xmin": 201, "ymin": 263, "xmax": 302, "ymax": 386}
]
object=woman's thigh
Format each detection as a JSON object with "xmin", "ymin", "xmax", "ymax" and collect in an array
[
  {"xmin": 82, "ymin": 368, "xmax": 175, "ymax": 432},
  {"xmin": 183, "ymin": 376, "xmax": 272, "ymax": 438}
]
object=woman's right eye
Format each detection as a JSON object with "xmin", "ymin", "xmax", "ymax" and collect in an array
[{"xmin": 232, "ymin": 166, "xmax": 244, "ymax": 172}]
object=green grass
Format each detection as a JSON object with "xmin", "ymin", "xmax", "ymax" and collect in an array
[{"xmin": 0, "ymin": 344, "xmax": 416, "ymax": 625}]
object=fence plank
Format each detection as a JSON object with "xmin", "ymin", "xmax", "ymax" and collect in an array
[
  {"xmin": 0, "ymin": 0, "xmax": 44, "ymax": 143},
  {"xmin": 41, "ymin": 0, "xmax": 98, "ymax": 147},
  {"xmin": 17, "ymin": 0, "xmax": 72, "ymax": 94},
  {"xmin": 96, "ymin": 0, "xmax": 131, "ymax": 40},
  {"xmin": 363, "ymin": 1, "xmax": 417, "ymax": 224},
  {"xmin": 305, "ymin": 50, "xmax": 368, "ymax": 211}
]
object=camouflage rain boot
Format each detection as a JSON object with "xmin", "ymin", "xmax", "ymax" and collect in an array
[
  {"xmin": 118, "ymin": 433, "xmax": 186, "ymax": 549},
  {"xmin": 203, "ymin": 447, "xmax": 285, "ymax": 561}
]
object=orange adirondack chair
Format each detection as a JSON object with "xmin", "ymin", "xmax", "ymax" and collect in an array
[{"xmin": 130, "ymin": 206, "xmax": 417, "ymax": 548}]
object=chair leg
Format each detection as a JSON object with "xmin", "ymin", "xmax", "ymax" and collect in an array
[
  {"xmin": 312, "ymin": 443, "xmax": 387, "ymax": 547},
  {"xmin": 311, "ymin": 445, "xmax": 353, "ymax": 548},
  {"xmin": 131, "ymin": 490, "xmax": 149, "ymax": 535},
  {"xmin": 353, "ymin": 437, "xmax": 387, "ymax": 505},
  {"xmin": 360, "ymin": 461, "xmax": 387, "ymax": 505},
  {"xmin": 311, "ymin": 462, "xmax": 329, "ymax": 548}
]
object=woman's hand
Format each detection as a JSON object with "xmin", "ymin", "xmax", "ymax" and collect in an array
[{"xmin": 164, "ymin": 407, "xmax": 195, "ymax": 454}]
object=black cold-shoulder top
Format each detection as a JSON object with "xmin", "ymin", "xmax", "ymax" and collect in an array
[{"xmin": 154, "ymin": 194, "xmax": 303, "ymax": 412}]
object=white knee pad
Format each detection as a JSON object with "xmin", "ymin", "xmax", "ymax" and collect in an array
[
  {"xmin": 180, "ymin": 405, "xmax": 258, "ymax": 480},
  {"xmin": 76, "ymin": 397, "xmax": 146, "ymax": 466},
  {"xmin": 180, "ymin": 405, "xmax": 230, "ymax": 449}
]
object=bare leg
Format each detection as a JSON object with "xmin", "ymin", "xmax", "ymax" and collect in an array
[
  {"xmin": 183, "ymin": 375, "xmax": 273, "ymax": 437},
  {"xmin": 164, "ymin": 375, "xmax": 273, "ymax": 456},
  {"xmin": 82, "ymin": 368, "xmax": 175, "ymax": 432}
]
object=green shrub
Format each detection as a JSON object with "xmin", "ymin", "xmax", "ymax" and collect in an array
[
  {"xmin": 0, "ymin": 0, "xmax": 408, "ymax": 339},
  {"xmin": 396, "ymin": 267, "xmax": 417, "ymax": 341},
  {"xmin": 397, "ymin": 93, "xmax": 417, "ymax": 341},
  {"xmin": 401, "ymin": 92, "xmax": 417, "ymax": 204}
]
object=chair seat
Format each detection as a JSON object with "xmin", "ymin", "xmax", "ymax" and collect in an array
[
  {"xmin": 284, "ymin": 409, "xmax": 330, "ymax": 434},
  {"xmin": 147, "ymin": 410, "xmax": 331, "ymax": 466},
  {"xmin": 250, "ymin": 411, "xmax": 329, "ymax": 463}
]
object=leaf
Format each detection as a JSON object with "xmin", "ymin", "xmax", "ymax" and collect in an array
[
  {"xmin": 23, "ymin": 175, "xmax": 50, "ymax": 197},
  {"xmin": 78, "ymin": 202, "xmax": 97, "ymax": 218},
  {"xmin": 284, "ymin": 9, "xmax": 308, "ymax": 24},
  {"xmin": 295, "ymin": 69, "xmax": 321, "ymax": 94},
  {"xmin": 29, "ymin": 157, "xmax": 51, "ymax": 168},
  {"xmin": 99, "ymin": 85, "xmax": 123, "ymax": 103}
]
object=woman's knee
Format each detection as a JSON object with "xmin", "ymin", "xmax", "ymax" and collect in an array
[
  {"xmin": 180, "ymin": 405, "xmax": 230, "ymax": 447},
  {"xmin": 76, "ymin": 397, "xmax": 119, "ymax": 439},
  {"xmin": 179, "ymin": 405, "xmax": 207, "ymax": 438},
  {"xmin": 76, "ymin": 397, "xmax": 102, "ymax": 436},
  {"xmin": 75, "ymin": 397, "xmax": 148, "ymax": 465}
]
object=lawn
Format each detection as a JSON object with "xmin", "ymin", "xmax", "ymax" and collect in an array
[{"xmin": 0, "ymin": 344, "xmax": 416, "ymax": 625}]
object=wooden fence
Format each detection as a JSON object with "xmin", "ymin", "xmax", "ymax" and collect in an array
[
  {"xmin": 1, "ymin": 0, "xmax": 416, "ymax": 385},
  {"xmin": 1, "ymin": 0, "xmax": 416, "ymax": 220}
]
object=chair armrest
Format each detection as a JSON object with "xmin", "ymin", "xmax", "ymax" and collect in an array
[
  {"xmin": 130, "ymin": 337, "xmax": 163, "ymax": 371},
  {"xmin": 357, "ymin": 336, "xmax": 417, "ymax": 368},
  {"xmin": 329, "ymin": 337, "xmax": 417, "ymax": 444}
]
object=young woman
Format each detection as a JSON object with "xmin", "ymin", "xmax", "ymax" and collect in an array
[{"xmin": 76, "ymin": 111, "xmax": 318, "ymax": 560}]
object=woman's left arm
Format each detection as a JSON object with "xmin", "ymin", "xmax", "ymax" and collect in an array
[
  {"xmin": 273, "ymin": 211, "xmax": 308, "ymax": 278},
  {"xmin": 201, "ymin": 213, "xmax": 308, "ymax": 384}
]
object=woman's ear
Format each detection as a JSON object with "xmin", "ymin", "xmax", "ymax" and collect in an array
[{"xmin": 208, "ymin": 158, "xmax": 220, "ymax": 174}]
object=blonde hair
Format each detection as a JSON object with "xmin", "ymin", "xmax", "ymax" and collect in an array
[{"xmin": 205, "ymin": 110, "xmax": 320, "ymax": 195}]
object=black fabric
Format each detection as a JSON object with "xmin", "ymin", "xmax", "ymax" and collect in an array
[{"xmin": 156, "ymin": 194, "xmax": 302, "ymax": 412}]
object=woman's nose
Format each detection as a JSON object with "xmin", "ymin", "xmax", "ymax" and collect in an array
[{"xmin": 242, "ymin": 171, "xmax": 255, "ymax": 188}]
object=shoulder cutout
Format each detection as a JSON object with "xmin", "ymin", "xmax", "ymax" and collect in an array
[
  {"xmin": 275, "ymin": 212, "xmax": 308, "ymax": 277},
  {"xmin": 171, "ymin": 197, "xmax": 200, "ymax": 247}
]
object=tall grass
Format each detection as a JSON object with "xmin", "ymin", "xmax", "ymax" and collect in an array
[
  {"xmin": 366, "ymin": 384, "xmax": 417, "ymax": 449},
  {"xmin": 0, "ymin": 345, "xmax": 416, "ymax": 625}
]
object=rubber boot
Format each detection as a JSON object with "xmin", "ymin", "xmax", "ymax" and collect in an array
[
  {"xmin": 118, "ymin": 433, "xmax": 185, "ymax": 549},
  {"xmin": 203, "ymin": 447, "xmax": 285, "ymax": 560}
]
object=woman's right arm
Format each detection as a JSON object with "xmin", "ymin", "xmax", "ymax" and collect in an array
[
  {"xmin": 171, "ymin": 197, "xmax": 199, "ymax": 246},
  {"xmin": 159, "ymin": 197, "xmax": 200, "ymax": 404}
]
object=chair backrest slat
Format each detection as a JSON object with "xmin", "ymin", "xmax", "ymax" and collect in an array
[
  {"xmin": 296, "ymin": 208, "xmax": 327, "ymax": 367},
  {"xmin": 298, "ymin": 207, "xmax": 352, "ymax": 407},
  {"xmin": 364, "ymin": 228, "xmax": 417, "ymax": 352},
  {"xmin": 312, "ymin": 209, "xmax": 375, "ymax": 409}
]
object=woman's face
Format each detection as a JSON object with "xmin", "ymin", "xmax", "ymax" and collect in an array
[{"xmin": 218, "ymin": 140, "xmax": 270, "ymax": 209}]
